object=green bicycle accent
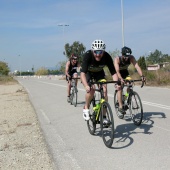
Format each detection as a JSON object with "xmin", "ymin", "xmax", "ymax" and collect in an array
[{"xmin": 87, "ymin": 79, "xmax": 116, "ymax": 148}]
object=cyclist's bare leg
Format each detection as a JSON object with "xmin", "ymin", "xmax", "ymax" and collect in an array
[
  {"xmin": 102, "ymin": 84, "xmax": 108, "ymax": 101},
  {"xmin": 84, "ymin": 86, "xmax": 95, "ymax": 109},
  {"xmin": 116, "ymin": 85, "xmax": 123, "ymax": 109},
  {"xmin": 73, "ymin": 73, "xmax": 78, "ymax": 86}
]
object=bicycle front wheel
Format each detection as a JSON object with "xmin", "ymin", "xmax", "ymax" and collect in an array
[
  {"xmin": 114, "ymin": 90, "xmax": 124, "ymax": 119},
  {"xmin": 72, "ymin": 87, "xmax": 77, "ymax": 107},
  {"xmin": 100, "ymin": 102, "xmax": 114, "ymax": 148},
  {"xmin": 70, "ymin": 88, "xmax": 74, "ymax": 105},
  {"xmin": 87, "ymin": 98, "xmax": 96, "ymax": 135},
  {"xmin": 129, "ymin": 91, "xmax": 143, "ymax": 126}
]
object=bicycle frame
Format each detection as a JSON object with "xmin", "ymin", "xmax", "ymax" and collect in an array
[
  {"xmin": 90, "ymin": 79, "xmax": 116, "ymax": 121},
  {"xmin": 123, "ymin": 79, "xmax": 144, "ymax": 107}
]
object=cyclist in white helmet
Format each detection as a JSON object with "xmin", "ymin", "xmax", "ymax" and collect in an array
[{"xmin": 81, "ymin": 39, "xmax": 118, "ymax": 122}]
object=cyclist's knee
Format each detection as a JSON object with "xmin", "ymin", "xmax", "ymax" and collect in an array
[{"xmin": 115, "ymin": 84, "xmax": 121, "ymax": 91}]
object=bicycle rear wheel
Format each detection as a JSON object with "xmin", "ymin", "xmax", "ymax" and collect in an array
[
  {"xmin": 114, "ymin": 90, "xmax": 124, "ymax": 119},
  {"xmin": 129, "ymin": 91, "xmax": 143, "ymax": 126},
  {"xmin": 87, "ymin": 98, "xmax": 96, "ymax": 135},
  {"xmin": 100, "ymin": 102, "xmax": 114, "ymax": 148},
  {"xmin": 72, "ymin": 86, "xmax": 77, "ymax": 107}
]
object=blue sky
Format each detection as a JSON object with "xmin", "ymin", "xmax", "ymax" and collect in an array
[{"xmin": 0, "ymin": 0, "xmax": 170, "ymax": 72}]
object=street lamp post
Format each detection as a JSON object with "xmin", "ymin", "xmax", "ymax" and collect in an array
[
  {"xmin": 121, "ymin": 0, "xmax": 125, "ymax": 47},
  {"xmin": 58, "ymin": 24, "xmax": 69, "ymax": 56},
  {"xmin": 18, "ymin": 54, "xmax": 21, "ymax": 76}
]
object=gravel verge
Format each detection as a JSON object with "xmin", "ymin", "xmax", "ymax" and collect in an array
[{"xmin": 0, "ymin": 81, "xmax": 55, "ymax": 170}]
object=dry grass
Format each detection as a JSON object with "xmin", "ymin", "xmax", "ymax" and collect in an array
[
  {"xmin": 0, "ymin": 76, "xmax": 18, "ymax": 85},
  {"xmin": 104, "ymin": 66, "xmax": 170, "ymax": 87}
]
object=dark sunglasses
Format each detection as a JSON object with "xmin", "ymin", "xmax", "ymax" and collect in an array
[
  {"xmin": 93, "ymin": 50, "xmax": 103, "ymax": 55},
  {"xmin": 72, "ymin": 58, "xmax": 77, "ymax": 60}
]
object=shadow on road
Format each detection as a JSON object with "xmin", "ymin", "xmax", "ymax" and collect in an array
[{"xmin": 89, "ymin": 111, "xmax": 166, "ymax": 149}]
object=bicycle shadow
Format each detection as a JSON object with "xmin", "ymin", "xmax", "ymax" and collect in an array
[
  {"xmin": 93, "ymin": 111, "xmax": 166, "ymax": 149},
  {"xmin": 74, "ymin": 101, "xmax": 85, "ymax": 107},
  {"xmin": 111, "ymin": 111, "xmax": 166, "ymax": 149}
]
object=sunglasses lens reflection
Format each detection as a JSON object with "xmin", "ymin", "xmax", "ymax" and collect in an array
[{"xmin": 94, "ymin": 50, "xmax": 103, "ymax": 55}]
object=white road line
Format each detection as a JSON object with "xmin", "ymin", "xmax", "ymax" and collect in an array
[
  {"xmin": 154, "ymin": 125, "xmax": 170, "ymax": 132},
  {"xmin": 142, "ymin": 101, "xmax": 170, "ymax": 110},
  {"xmin": 40, "ymin": 109, "xmax": 51, "ymax": 124}
]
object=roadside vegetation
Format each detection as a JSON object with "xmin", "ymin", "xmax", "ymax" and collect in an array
[{"xmin": 1, "ymin": 42, "xmax": 170, "ymax": 87}]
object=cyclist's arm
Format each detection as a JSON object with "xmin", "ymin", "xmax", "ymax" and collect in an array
[
  {"xmin": 80, "ymin": 72, "xmax": 90, "ymax": 92},
  {"xmin": 130, "ymin": 56, "xmax": 143, "ymax": 77},
  {"xmin": 65, "ymin": 61, "xmax": 71, "ymax": 77},
  {"xmin": 114, "ymin": 57, "xmax": 124, "ymax": 81}
]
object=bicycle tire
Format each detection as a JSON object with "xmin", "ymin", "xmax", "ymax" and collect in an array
[
  {"xmin": 72, "ymin": 86, "xmax": 77, "ymax": 107},
  {"xmin": 129, "ymin": 91, "xmax": 143, "ymax": 126},
  {"xmin": 70, "ymin": 88, "xmax": 74, "ymax": 105},
  {"xmin": 87, "ymin": 98, "xmax": 96, "ymax": 135},
  {"xmin": 100, "ymin": 102, "xmax": 114, "ymax": 148},
  {"xmin": 113, "ymin": 90, "xmax": 124, "ymax": 119}
]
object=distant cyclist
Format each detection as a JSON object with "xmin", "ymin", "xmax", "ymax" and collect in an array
[
  {"xmin": 114, "ymin": 46, "xmax": 146, "ymax": 114},
  {"xmin": 65, "ymin": 54, "xmax": 80, "ymax": 102},
  {"xmin": 81, "ymin": 39, "xmax": 118, "ymax": 122}
]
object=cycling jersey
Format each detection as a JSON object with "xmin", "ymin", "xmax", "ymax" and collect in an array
[
  {"xmin": 119, "ymin": 56, "xmax": 131, "ymax": 70},
  {"xmin": 81, "ymin": 50, "xmax": 116, "ymax": 82},
  {"xmin": 118, "ymin": 56, "xmax": 131, "ymax": 79},
  {"xmin": 66, "ymin": 60, "xmax": 78, "ymax": 81},
  {"xmin": 81, "ymin": 50, "xmax": 116, "ymax": 74},
  {"xmin": 68, "ymin": 61, "xmax": 78, "ymax": 75}
]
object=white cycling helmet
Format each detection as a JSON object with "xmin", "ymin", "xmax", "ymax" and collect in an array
[{"xmin": 91, "ymin": 39, "xmax": 106, "ymax": 51}]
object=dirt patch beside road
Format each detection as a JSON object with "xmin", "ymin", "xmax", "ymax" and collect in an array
[{"xmin": 0, "ymin": 81, "xmax": 54, "ymax": 169}]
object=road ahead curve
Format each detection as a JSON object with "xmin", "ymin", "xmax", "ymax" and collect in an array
[{"xmin": 17, "ymin": 76, "xmax": 170, "ymax": 170}]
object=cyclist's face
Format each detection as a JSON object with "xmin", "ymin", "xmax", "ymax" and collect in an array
[
  {"xmin": 122, "ymin": 55, "xmax": 129, "ymax": 62},
  {"xmin": 71, "ymin": 58, "xmax": 77, "ymax": 64},
  {"xmin": 93, "ymin": 50, "xmax": 104, "ymax": 61}
]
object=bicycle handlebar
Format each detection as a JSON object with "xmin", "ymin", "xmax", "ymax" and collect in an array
[
  {"xmin": 123, "ymin": 79, "xmax": 145, "ymax": 88},
  {"xmin": 90, "ymin": 80, "xmax": 117, "ymax": 85}
]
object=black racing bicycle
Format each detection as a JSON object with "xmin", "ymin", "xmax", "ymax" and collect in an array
[
  {"xmin": 87, "ymin": 79, "xmax": 116, "ymax": 148},
  {"xmin": 69, "ymin": 77, "xmax": 79, "ymax": 107},
  {"xmin": 114, "ymin": 78, "xmax": 145, "ymax": 126}
]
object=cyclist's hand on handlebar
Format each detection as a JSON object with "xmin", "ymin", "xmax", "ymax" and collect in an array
[
  {"xmin": 141, "ymin": 75, "xmax": 146, "ymax": 82},
  {"xmin": 118, "ymin": 78, "xmax": 124, "ymax": 86},
  {"xmin": 85, "ymin": 85, "xmax": 91, "ymax": 93}
]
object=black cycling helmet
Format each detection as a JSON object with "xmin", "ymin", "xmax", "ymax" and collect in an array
[{"xmin": 121, "ymin": 46, "xmax": 132, "ymax": 56}]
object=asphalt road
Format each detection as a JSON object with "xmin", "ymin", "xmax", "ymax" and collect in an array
[{"xmin": 17, "ymin": 76, "xmax": 170, "ymax": 170}]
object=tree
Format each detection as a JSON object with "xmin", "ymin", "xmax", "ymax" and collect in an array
[
  {"xmin": 138, "ymin": 56, "xmax": 146, "ymax": 70},
  {"xmin": 65, "ymin": 41, "xmax": 86, "ymax": 63},
  {"xmin": 146, "ymin": 49, "xmax": 163, "ymax": 64},
  {"xmin": 108, "ymin": 48, "xmax": 120, "ymax": 60},
  {"xmin": 35, "ymin": 67, "xmax": 48, "ymax": 76},
  {"xmin": 0, "ymin": 61, "xmax": 10, "ymax": 75},
  {"xmin": 57, "ymin": 61, "xmax": 67, "ymax": 74}
]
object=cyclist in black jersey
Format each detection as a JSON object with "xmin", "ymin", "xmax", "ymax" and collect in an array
[
  {"xmin": 114, "ymin": 46, "xmax": 146, "ymax": 114},
  {"xmin": 81, "ymin": 39, "xmax": 118, "ymax": 121},
  {"xmin": 65, "ymin": 54, "xmax": 80, "ymax": 102}
]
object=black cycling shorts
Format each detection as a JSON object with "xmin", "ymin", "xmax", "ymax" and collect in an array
[
  {"xmin": 86, "ymin": 71, "xmax": 105, "ymax": 85},
  {"xmin": 120, "ymin": 70, "xmax": 129, "ymax": 79}
]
